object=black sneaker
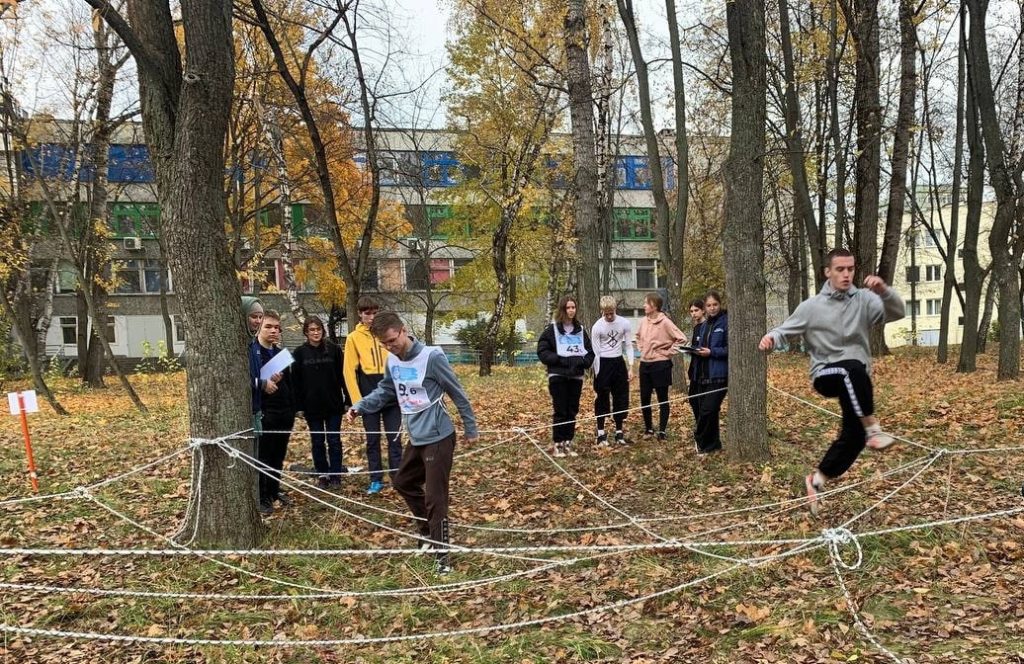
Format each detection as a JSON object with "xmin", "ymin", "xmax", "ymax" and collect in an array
[
  {"xmin": 317, "ymin": 476, "xmax": 331, "ymax": 490},
  {"xmin": 642, "ymin": 429, "xmax": 655, "ymax": 439},
  {"xmin": 596, "ymin": 432, "xmax": 609, "ymax": 448},
  {"xmin": 258, "ymin": 501, "xmax": 274, "ymax": 516},
  {"xmin": 435, "ymin": 553, "xmax": 452, "ymax": 575},
  {"xmin": 614, "ymin": 432, "xmax": 631, "ymax": 445},
  {"xmin": 275, "ymin": 493, "xmax": 293, "ymax": 507},
  {"xmin": 657, "ymin": 431, "xmax": 667, "ymax": 442}
]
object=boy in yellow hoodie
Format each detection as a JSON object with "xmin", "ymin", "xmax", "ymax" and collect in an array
[{"xmin": 343, "ymin": 296, "xmax": 403, "ymax": 494}]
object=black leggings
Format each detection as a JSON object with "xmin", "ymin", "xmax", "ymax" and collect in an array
[
  {"xmin": 639, "ymin": 360, "xmax": 672, "ymax": 433},
  {"xmin": 812, "ymin": 360, "xmax": 874, "ymax": 479},
  {"xmin": 549, "ymin": 376, "xmax": 584, "ymax": 443}
]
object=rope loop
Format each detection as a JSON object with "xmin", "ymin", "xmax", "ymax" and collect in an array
[{"xmin": 822, "ymin": 527, "xmax": 863, "ymax": 571}]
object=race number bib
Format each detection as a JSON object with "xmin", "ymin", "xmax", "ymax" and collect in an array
[
  {"xmin": 555, "ymin": 325, "xmax": 586, "ymax": 358},
  {"xmin": 388, "ymin": 347, "xmax": 441, "ymax": 415}
]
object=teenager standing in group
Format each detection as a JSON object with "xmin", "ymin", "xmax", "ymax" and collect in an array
[
  {"xmin": 293, "ymin": 315, "xmax": 349, "ymax": 490},
  {"xmin": 686, "ymin": 298, "xmax": 706, "ymax": 425},
  {"xmin": 537, "ymin": 295, "xmax": 595, "ymax": 458},
  {"xmin": 759, "ymin": 248, "xmax": 903, "ymax": 515},
  {"xmin": 590, "ymin": 295, "xmax": 634, "ymax": 447},
  {"xmin": 346, "ymin": 312, "xmax": 478, "ymax": 574},
  {"xmin": 635, "ymin": 292, "xmax": 688, "ymax": 441},
  {"xmin": 690, "ymin": 290, "xmax": 728, "ymax": 454},
  {"xmin": 248, "ymin": 310, "xmax": 295, "ymax": 516},
  {"xmin": 344, "ymin": 296, "xmax": 402, "ymax": 495}
]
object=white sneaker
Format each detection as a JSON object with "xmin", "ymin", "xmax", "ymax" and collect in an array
[
  {"xmin": 865, "ymin": 425, "xmax": 896, "ymax": 451},
  {"xmin": 566, "ymin": 442, "xmax": 579, "ymax": 457},
  {"xmin": 552, "ymin": 443, "xmax": 566, "ymax": 458}
]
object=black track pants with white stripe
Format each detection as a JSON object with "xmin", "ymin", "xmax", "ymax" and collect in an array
[{"xmin": 812, "ymin": 360, "xmax": 874, "ymax": 479}]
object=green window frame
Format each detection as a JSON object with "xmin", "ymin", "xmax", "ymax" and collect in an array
[
  {"xmin": 109, "ymin": 203, "xmax": 159, "ymax": 238},
  {"xmin": 256, "ymin": 203, "xmax": 307, "ymax": 237},
  {"xmin": 612, "ymin": 207, "xmax": 655, "ymax": 241}
]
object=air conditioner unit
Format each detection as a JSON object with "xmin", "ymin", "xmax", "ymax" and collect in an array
[
  {"xmin": 123, "ymin": 237, "xmax": 142, "ymax": 251},
  {"xmin": 407, "ymin": 237, "xmax": 421, "ymax": 251}
]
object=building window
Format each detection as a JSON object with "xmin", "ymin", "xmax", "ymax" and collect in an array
[
  {"xmin": 360, "ymin": 260, "xmax": 379, "ymax": 290},
  {"xmin": 428, "ymin": 257, "xmax": 471, "ymax": 285},
  {"xmin": 609, "ymin": 259, "xmax": 664, "ymax": 290},
  {"xmin": 405, "ymin": 258, "xmax": 430, "ymax": 290},
  {"xmin": 924, "ymin": 265, "xmax": 941, "ymax": 281},
  {"xmin": 115, "ymin": 259, "xmax": 169, "ymax": 294},
  {"xmin": 613, "ymin": 208, "xmax": 655, "ymax": 240},
  {"xmin": 173, "ymin": 315, "xmax": 186, "ymax": 343},
  {"xmin": 60, "ymin": 316, "xmax": 77, "ymax": 345},
  {"xmin": 907, "ymin": 300, "xmax": 920, "ymax": 317},
  {"xmin": 242, "ymin": 259, "xmax": 279, "ymax": 293},
  {"xmin": 99, "ymin": 316, "xmax": 116, "ymax": 343},
  {"xmin": 108, "ymin": 203, "xmax": 159, "ymax": 237},
  {"xmin": 926, "ymin": 298, "xmax": 942, "ymax": 316}
]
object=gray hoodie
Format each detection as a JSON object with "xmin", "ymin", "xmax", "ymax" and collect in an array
[
  {"xmin": 354, "ymin": 338, "xmax": 478, "ymax": 445},
  {"xmin": 766, "ymin": 282, "xmax": 905, "ymax": 377}
]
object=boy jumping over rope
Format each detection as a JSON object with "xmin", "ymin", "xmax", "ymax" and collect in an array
[{"xmin": 759, "ymin": 248, "xmax": 905, "ymax": 515}]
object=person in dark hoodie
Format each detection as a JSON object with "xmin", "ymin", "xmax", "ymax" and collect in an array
[
  {"xmin": 760, "ymin": 248, "xmax": 904, "ymax": 515},
  {"xmin": 690, "ymin": 290, "xmax": 728, "ymax": 454},
  {"xmin": 292, "ymin": 315, "xmax": 349, "ymax": 489},
  {"xmin": 346, "ymin": 312, "xmax": 478, "ymax": 575},
  {"xmin": 685, "ymin": 298, "xmax": 706, "ymax": 426},
  {"xmin": 248, "ymin": 310, "xmax": 296, "ymax": 516},
  {"xmin": 537, "ymin": 295, "xmax": 595, "ymax": 458}
]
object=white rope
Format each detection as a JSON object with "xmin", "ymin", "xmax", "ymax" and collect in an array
[
  {"xmin": 768, "ymin": 386, "xmax": 937, "ymax": 452},
  {"xmin": 825, "ymin": 529, "xmax": 906, "ymax": 664},
  {"xmin": 0, "ymin": 562, "xmax": 744, "ymax": 647}
]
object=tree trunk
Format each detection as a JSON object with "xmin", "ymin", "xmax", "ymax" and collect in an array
[
  {"xmin": 977, "ymin": 273, "xmax": 996, "ymax": 354},
  {"xmin": 88, "ymin": 0, "xmax": 265, "ymax": 546},
  {"xmin": 827, "ymin": 0, "xmax": 849, "ymax": 252},
  {"xmin": 666, "ymin": 0, "xmax": 689, "ymax": 300},
  {"xmin": 0, "ymin": 276, "xmax": 68, "ymax": 415},
  {"xmin": 840, "ymin": 0, "xmax": 882, "ymax": 282},
  {"xmin": 966, "ymin": 0, "xmax": 1021, "ymax": 379},
  {"xmin": 939, "ymin": 8, "xmax": 967, "ymax": 365},
  {"xmin": 958, "ymin": 79, "xmax": 985, "ymax": 373},
  {"xmin": 778, "ymin": 0, "xmax": 824, "ymax": 284},
  {"xmin": 874, "ymin": 0, "xmax": 918, "ymax": 354},
  {"xmin": 564, "ymin": 0, "xmax": 602, "ymax": 327},
  {"xmin": 724, "ymin": 0, "xmax": 769, "ymax": 463}
]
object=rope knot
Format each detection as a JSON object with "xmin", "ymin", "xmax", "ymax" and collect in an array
[{"xmin": 822, "ymin": 527, "xmax": 863, "ymax": 570}]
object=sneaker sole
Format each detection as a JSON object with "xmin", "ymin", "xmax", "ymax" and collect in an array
[{"xmin": 866, "ymin": 436, "xmax": 897, "ymax": 451}]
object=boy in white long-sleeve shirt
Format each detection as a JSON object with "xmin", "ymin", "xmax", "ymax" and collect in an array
[{"xmin": 591, "ymin": 296, "xmax": 635, "ymax": 446}]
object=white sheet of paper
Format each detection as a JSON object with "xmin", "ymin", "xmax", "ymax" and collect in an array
[
  {"xmin": 7, "ymin": 390, "xmax": 38, "ymax": 415},
  {"xmin": 259, "ymin": 348, "xmax": 294, "ymax": 381}
]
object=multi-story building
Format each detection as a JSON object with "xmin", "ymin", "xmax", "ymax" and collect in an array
[
  {"xmin": 5, "ymin": 121, "xmax": 698, "ymax": 362},
  {"xmin": 884, "ymin": 187, "xmax": 1002, "ymax": 348}
]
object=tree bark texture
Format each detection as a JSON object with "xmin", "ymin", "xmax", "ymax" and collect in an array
[
  {"xmin": 778, "ymin": 0, "xmax": 823, "ymax": 285},
  {"xmin": 958, "ymin": 79, "xmax": 985, "ymax": 373},
  {"xmin": 840, "ymin": 0, "xmax": 882, "ymax": 282},
  {"xmin": 965, "ymin": 0, "xmax": 1021, "ymax": 379},
  {"xmin": 93, "ymin": 0, "xmax": 265, "ymax": 546},
  {"xmin": 939, "ymin": 8, "xmax": 967, "ymax": 365},
  {"xmin": 724, "ymin": 0, "xmax": 770, "ymax": 463},
  {"xmin": 564, "ymin": 0, "xmax": 602, "ymax": 326}
]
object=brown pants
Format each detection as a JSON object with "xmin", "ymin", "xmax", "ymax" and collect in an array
[{"xmin": 393, "ymin": 433, "xmax": 455, "ymax": 550}]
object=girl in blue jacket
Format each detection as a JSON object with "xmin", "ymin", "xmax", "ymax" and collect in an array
[{"xmin": 691, "ymin": 290, "xmax": 728, "ymax": 454}]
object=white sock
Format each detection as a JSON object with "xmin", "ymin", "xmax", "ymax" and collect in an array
[
  {"xmin": 615, "ymin": 429, "xmax": 623, "ymax": 437},
  {"xmin": 866, "ymin": 423, "xmax": 881, "ymax": 434},
  {"xmin": 597, "ymin": 429, "xmax": 605, "ymax": 437},
  {"xmin": 812, "ymin": 471, "xmax": 827, "ymax": 488}
]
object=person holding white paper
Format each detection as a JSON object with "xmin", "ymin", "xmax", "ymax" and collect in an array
[{"xmin": 248, "ymin": 310, "xmax": 296, "ymax": 516}]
